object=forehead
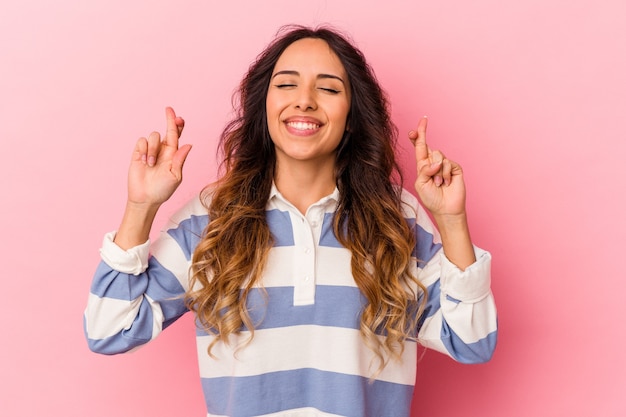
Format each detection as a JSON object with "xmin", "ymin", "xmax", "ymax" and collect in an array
[{"xmin": 273, "ymin": 38, "xmax": 347, "ymax": 77}]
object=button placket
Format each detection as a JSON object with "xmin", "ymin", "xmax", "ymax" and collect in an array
[
  {"xmin": 290, "ymin": 211, "xmax": 317, "ymax": 306},
  {"xmin": 307, "ymin": 209, "xmax": 325, "ymax": 246}
]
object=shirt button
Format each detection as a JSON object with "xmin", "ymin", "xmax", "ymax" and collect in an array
[
  {"xmin": 304, "ymin": 275, "xmax": 311, "ymax": 281},
  {"xmin": 304, "ymin": 248, "xmax": 311, "ymax": 254}
]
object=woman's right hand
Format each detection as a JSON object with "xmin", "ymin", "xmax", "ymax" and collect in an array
[
  {"xmin": 127, "ymin": 106, "xmax": 192, "ymax": 207},
  {"xmin": 113, "ymin": 107, "xmax": 192, "ymax": 250}
]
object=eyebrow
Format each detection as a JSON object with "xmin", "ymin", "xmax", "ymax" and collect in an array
[{"xmin": 272, "ymin": 70, "xmax": 346, "ymax": 85}]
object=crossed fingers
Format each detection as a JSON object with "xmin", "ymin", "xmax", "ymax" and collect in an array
[
  {"xmin": 138, "ymin": 107, "xmax": 185, "ymax": 167},
  {"xmin": 409, "ymin": 117, "xmax": 452, "ymax": 187}
]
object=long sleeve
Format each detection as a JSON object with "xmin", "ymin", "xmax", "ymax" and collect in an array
[
  {"xmin": 83, "ymin": 197, "xmax": 208, "ymax": 354},
  {"xmin": 405, "ymin": 191, "xmax": 498, "ymax": 363}
]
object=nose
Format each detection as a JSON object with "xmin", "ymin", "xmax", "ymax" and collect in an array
[{"xmin": 294, "ymin": 86, "xmax": 317, "ymax": 111}]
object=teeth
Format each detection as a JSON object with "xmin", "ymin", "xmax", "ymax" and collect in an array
[{"xmin": 287, "ymin": 121, "xmax": 319, "ymax": 130}]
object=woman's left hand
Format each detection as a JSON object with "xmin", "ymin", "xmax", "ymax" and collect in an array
[{"xmin": 409, "ymin": 117, "xmax": 467, "ymax": 218}]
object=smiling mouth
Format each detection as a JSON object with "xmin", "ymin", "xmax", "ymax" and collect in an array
[{"xmin": 286, "ymin": 121, "xmax": 320, "ymax": 131}]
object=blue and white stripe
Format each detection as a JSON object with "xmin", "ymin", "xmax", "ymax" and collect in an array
[{"xmin": 84, "ymin": 186, "xmax": 497, "ymax": 416}]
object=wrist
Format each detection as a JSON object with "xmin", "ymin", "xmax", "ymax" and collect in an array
[
  {"xmin": 433, "ymin": 212, "xmax": 476, "ymax": 270},
  {"xmin": 124, "ymin": 200, "xmax": 162, "ymax": 217},
  {"xmin": 433, "ymin": 211, "xmax": 468, "ymax": 231},
  {"xmin": 114, "ymin": 201, "xmax": 161, "ymax": 250}
]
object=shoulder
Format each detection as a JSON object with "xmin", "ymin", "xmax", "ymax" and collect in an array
[
  {"xmin": 162, "ymin": 191, "xmax": 211, "ymax": 236},
  {"xmin": 397, "ymin": 186, "xmax": 440, "ymax": 235},
  {"xmin": 171, "ymin": 193, "xmax": 208, "ymax": 221},
  {"xmin": 397, "ymin": 186, "xmax": 421, "ymax": 219}
]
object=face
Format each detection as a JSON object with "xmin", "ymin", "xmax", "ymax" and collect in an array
[{"xmin": 266, "ymin": 38, "xmax": 351, "ymax": 168}]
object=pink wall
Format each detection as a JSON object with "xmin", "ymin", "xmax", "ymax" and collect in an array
[{"xmin": 1, "ymin": 1, "xmax": 624, "ymax": 416}]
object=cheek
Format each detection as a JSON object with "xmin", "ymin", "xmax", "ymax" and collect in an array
[
  {"xmin": 265, "ymin": 97, "xmax": 279, "ymax": 141},
  {"xmin": 266, "ymin": 95, "xmax": 287, "ymax": 123},
  {"xmin": 334, "ymin": 102, "xmax": 351, "ymax": 127}
]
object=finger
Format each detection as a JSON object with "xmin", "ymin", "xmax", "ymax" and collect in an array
[
  {"xmin": 430, "ymin": 149, "xmax": 444, "ymax": 164},
  {"xmin": 430, "ymin": 150, "xmax": 444, "ymax": 187},
  {"xmin": 165, "ymin": 106, "xmax": 181, "ymax": 148},
  {"xmin": 448, "ymin": 159, "xmax": 464, "ymax": 185},
  {"xmin": 175, "ymin": 116, "xmax": 185, "ymax": 137},
  {"xmin": 441, "ymin": 158, "xmax": 453, "ymax": 186},
  {"xmin": 146, "ymin": 131, "xmax": 161, "ymax": 167},
  {"xmin": 133, "ymin": 137, "xmax": 148, "ymax": 164},
  {"xmin": 410, "ymin": 116, "xmax": 429, "ymax": 162},
  {"xmin": 416, "ymin": 157, "xmax": 443, "ymax": 187},
  {"xmin": 170, "ymin": 144, "xmax": 193, "ymax": 180}
]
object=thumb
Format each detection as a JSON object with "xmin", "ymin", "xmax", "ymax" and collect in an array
[
  {"xmin": 171, "ymin": 144, "xmax": 192, "ymax": 179},
  {"xmin": 416, "ymin": 158, "xmax": 441, "ymax": 183}
]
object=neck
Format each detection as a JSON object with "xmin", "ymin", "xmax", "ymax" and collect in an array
[{"xmin": 274, "ymin": 158, "xmax": 336, "ymax": 214}]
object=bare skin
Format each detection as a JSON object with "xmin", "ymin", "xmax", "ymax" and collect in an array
[
  {"xmin": 113, "ymin": 106, "xmax": 192, "ymax": 250},
  {"xmin": 112, "ymin": 106, "xmax": 475, "ymax": 272},
  {"xmin": 266, "ymin": 38, "xmax": 351, "ymax": 214},
  {"xmin": 410, "ymin": 117, "xmax": 476, "ymax": 270}
]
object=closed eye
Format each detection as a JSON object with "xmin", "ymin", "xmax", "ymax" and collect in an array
[
  {"xmin": 319, "ymin": 87, "xmax": 340, "ymax": 94},
  {"xmin": 276, "ymin": 83, "xmax": 297, "ymax": 88}
]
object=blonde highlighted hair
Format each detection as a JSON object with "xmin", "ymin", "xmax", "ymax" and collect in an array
[{"xmin": 185, "ymin": 25, "xmax": 427, "ymax": 372}]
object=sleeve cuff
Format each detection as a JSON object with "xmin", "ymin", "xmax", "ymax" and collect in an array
[
  {"xmin": 99, "ymin": 231, "xmax": 150, "ymax": 275},
  {"xmin": 439, "ymin": 247, "xmax": 492, "ymax": 303}
]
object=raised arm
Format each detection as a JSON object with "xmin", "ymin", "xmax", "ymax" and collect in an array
[
  {"xmin": 409, "ymin": 117, "xmax": 475, "ymax": 270},
  {"xmin": 115, "ymin": 107, "xmax": 192, "ymax": 249},
  {"xmin": 85, "ymin": 108, "xmax": 194, "ymax": 354},
  {"xmin": 408, "ymin": 119, "xmax": 497, "ymax": 362}
]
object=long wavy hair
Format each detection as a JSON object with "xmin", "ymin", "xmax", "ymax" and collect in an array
[{"xmin": 186, "ymin": 25, "xmax": 427, "ymax": 371}]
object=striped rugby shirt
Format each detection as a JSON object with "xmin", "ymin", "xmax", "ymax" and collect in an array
[{"xmin": 84, "ymin": 185, "xmax": 497, "ymax": 417}]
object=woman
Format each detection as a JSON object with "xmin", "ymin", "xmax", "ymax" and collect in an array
[{"xmin": 85, "ymin": 25, "xmax": 497, "ymax": 417}]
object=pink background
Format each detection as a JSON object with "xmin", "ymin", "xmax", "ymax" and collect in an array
[{"xmin": 1, "ymin": 1, "xmax": 624, "ymax": 416}]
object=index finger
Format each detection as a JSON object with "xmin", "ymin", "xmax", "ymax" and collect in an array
[
  {"xmin": 165, "ymin": 106, "xmax": 181, "ymax": 147},
  {"xmin": 412, "ymin": 116, "xmax": 429, "ymax": 161}
]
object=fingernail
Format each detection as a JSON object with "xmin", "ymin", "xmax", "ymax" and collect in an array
[
  {"xmin": 434, "ymin": 175, "xmax": 443, "ymax": 187},
  {"xmin": 148, "ymin": 156, "xmax": 156, "ymax": 166},
  {"xmin": 141, "ymin": 154, "xmax": 147, "ymax": 164},
  {"xmin": 408, "ymin": 130, "xmax": 415, "ymax": 136}
]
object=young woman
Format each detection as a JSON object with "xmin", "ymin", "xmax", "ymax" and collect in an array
[{"xmin": 85, "ymin": 26, "xmax": 497, "ymax": 417}]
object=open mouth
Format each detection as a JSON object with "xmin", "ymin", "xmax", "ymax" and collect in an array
[{"xmin": 286, "ymin": 121, "xmax": 320, "ymax": 131}]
